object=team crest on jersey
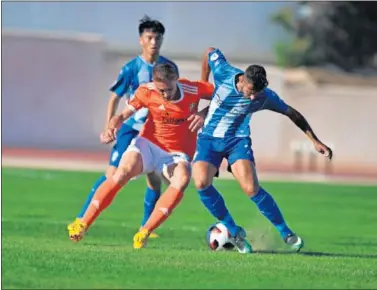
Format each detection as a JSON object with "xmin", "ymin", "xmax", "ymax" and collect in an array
[
  {"xmin": 210, "ymin": 53, "xmax": 219, "ymax": 61},
  {"xmin": 189, "ymin": 103, "xmax": 196, "ymax": 112}
]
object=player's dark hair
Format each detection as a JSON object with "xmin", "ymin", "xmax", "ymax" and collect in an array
[
  {"xmin": 153, "ymin": 63, "xmax": 178, "ymax": 82},
  {"xmin": 138, "ymin": 15, "xmax": 165, "ymax": 36},
  {"xmin": 245, "ymin": 65, "xmax": 269, "ymax": 92}
]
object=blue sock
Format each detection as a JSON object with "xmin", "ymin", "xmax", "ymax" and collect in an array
[
  {"xmin": 251, "ymin": 187, "xmax": 293, "ymax": 239},
  {"xmin": 198, "ymin": 185, "xmax": 239, "ymax": 237},
  {"xmin": 77, "ymin": 175, "xmax": 107, "ymax": 218},
  {"xmin": 140, "ymin": 187, "xmax": 161, "ymax": 226}
]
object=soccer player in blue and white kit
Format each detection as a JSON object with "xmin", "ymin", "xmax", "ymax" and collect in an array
[
  {"xmin": 67, "ymin": 16, "xmax": 180, "ymax": 239},
  {"xmin": 193, "ymin": 47, "xmax": 333, "ymax": 254}
]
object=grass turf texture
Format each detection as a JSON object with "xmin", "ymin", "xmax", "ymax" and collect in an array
[{"xmin": 2, "ymin": 167, "xmax": 377, "ymax": 289}]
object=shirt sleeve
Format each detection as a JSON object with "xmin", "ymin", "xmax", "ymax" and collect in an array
[
  {"xmin": 109, "ymin": 64, "xmax": 133, "ymax": 98},
  {"xmin": 208, "ymin": 48, "xmax": 231, "ymax": 84},
  {"xmin": 127, "ymin": 87, "xmax": 149, "ymax": 112},
  {"xmin": 195, "ymin": 81, "xmax": 215, "ymax": 100},
  {"xmin": 263, "ymin": 89, "xmax": 288, "ymax": 114}
]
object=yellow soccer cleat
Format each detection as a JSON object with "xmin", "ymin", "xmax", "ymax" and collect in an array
[
  {"xmin": 67, "ymin": 218, "xmax": 87, "ymax": 242},
  {"xmin": 133, "ymin": 229, "xmax": 150, "ymax": 249},
  {"xmin": 148, "ymin": 232, "xmax": 159, "ymax": 239},
  {"xmin": 67, "ymin": 218, "xmax": 80, "ymax": 238},
  {"xmin": 139, "ymin": 226, "xmax": 159, "ymax": 239}
]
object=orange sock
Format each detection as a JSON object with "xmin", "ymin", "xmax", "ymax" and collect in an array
[
  {"xmin": 142, "ymin": 186, "xmax": 184, "ymax": 233},
  {"xmin": 82, "ymin": 178, "xmax": 122, "ymax": 227}
]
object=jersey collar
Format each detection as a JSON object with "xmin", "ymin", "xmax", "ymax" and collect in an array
[
  {"xmin": 170, "ymin": 82, "xmax": 184, "ymax": 103},
  {"xmin": 138, "ymin": 55, "xmax": 161, "ymax": 67}
]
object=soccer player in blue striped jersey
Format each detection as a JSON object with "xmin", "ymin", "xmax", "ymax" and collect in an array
[
  {"xmin": 67, "ymin": 16, "xmax": 179, "ymax": 238},
  {"xmin": 193, "ymin": 47, "xmax": 333, "ymax": 254}
]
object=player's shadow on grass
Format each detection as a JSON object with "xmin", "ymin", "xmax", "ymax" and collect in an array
[
  {"xmin": 256, "ymin": 250, "xmax": 377, "ymax": 259},
  {"xmin": 84, "ymin": 242, "xmax": 124, "ymax": 247},
  {"xmin": 334, "ymin": 242, "xmax": 377, "ymax": 247}
]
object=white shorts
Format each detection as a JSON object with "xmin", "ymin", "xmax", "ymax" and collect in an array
[{"xmin": 126, "ymin": 136, "xmax": 190, "ymax": 178}]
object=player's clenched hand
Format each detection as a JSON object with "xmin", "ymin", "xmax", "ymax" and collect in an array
[
  {"xmin": 188, "ymin": 113, "xmax": 205, "ymax": 132},
  {"xmin": 314, "ymin": 140, "xmax": 333, "ymax": 161},
  {"xmin": 100, "ymin": 128, "xmax": 117, "ymax": 144}
]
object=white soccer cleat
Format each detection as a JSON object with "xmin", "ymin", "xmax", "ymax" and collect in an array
[
  {"xmin": 230, "ymin": 227, "xmax": 253, "ymax": 254},
  {"xmin": 284, "ymin": 234, "xmax": 304, "ymax": 252}
]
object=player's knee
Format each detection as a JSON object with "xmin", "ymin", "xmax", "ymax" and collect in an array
[
  {"xmin": 170, "ymin": 166, "xmax": 191, "ymax": 191},
  {"xmin": 105, "ymin": 166, "xmax": 117, "ymax": 179},
  {"xmin": 175, "ymin": 175, "xmax": 190, "ymax": 191},
  {"xmin": 192, "ymin": 162, "xmax": 216, "ymax": 190},
  {"xmin": 242, "ymin": 183, "xmax": 260, "ymax": 197},
  {"xmin": 112, "ymin": 167, "xmax": 134, "ymax": 186},
  {"xmin": 193, "ymin": 175, "xmax": 212, "ymax": 190}
]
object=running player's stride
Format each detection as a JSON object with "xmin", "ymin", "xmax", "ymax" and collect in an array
[
  {"xmin": 67, "ymin": 16, "xmax": 178, "ymax": 238},
  {"xmin": 193, "ymin": 47, "xmax": 333, "ymax": 254},
  {"xmin": 68, "ymin": 63, "xmax": 214, "ymax": 249}
]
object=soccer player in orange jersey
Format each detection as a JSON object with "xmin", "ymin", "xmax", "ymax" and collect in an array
[{"xmin": 68, "ymin": 63, "xmax": 214, "ymax": 248}]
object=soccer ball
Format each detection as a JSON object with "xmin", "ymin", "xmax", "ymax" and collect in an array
[{"xmin": 206, "ymin": 222, "xmax": 235, "ymax": 251}]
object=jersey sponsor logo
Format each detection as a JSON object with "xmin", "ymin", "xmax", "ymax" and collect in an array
[
  {"xmin": 213, "ymin": 94, "xmax": 250, "ymax": 115},
  {"xmin": 161, "ymin": 116, "xmax": 186, "ymax": 125},
  {"xmin": 229, "ymin": 107, "xmax": 249, "ymax": 115}
]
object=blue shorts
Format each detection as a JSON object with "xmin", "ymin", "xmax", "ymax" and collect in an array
[
  {"xmin": 193, "ymin": 134, "xmax": 255, "ymax": 169},
  {"xmin": 109, "ymin": 124, "xmax": 139, "ymax": 167}
]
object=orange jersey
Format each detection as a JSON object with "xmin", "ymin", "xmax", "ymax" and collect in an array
[{"xmin": 127, "ymin": 78, "xmax": 214, "ymax": 159}]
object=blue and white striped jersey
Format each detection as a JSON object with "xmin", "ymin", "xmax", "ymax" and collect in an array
[
  {"xmin": 110, "ymin": 55, "xmax": 179, "ymax": 132},
  {"xmin": 201, "ymin": 49, "xmax": 288, "ymax": 138}
]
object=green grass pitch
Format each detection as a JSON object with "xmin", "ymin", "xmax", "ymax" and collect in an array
[{"xmin": 2, "ymin": 167, "xmax": 377, "ymax": 289}]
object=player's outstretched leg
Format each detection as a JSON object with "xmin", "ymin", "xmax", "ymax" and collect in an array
[
  {"xmin": 193, "ymin": 161, "xmax": 252, "ymax": 254},
  {"xmin": 139, "ymin": 173, "xmax": 162, "ymax": 239},
  {"xmin": 231, "ymin": 159, "xmax": 304, "ymax": 252},
  {"xmin": 77, "ymin": 175, "xmax": 107, "ymax": 219},
  {"xmin": 68, "ymin": 131, "xmax": 136, "ymax": 233},
  {"xmin": 67, "ymin": 174, "xmax": 107, "ymax": 236},
  {"xmin": 133, "ymin": 162, "xmax": 190, "ymax": 249},
  {"xmin": 68, "ymin": 151, "xmax": 143, "ymax": 242}
]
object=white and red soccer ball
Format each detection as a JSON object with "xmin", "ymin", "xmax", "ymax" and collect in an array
[{"xmin": 206, "ymin": 222, "xmax": 235, "ymax": 251}]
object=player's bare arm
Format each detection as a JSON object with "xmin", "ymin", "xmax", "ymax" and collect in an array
[
  {"xmin": 197, "ymin": 48, "xmax": 218, "ymax": 130},
  {"xmin": 201, "ymin": 47, "xmax": 216, "ymax": 82},
  {"xmin": 101, "ymin": 106, "xmax": 136, "ymax": 144},
  {"xmin": 99, "ymin": 93, "xmax": 121, "ymax": 144},
  {"xmin": 188, "ymin": 106, "xmax": 209, "ymax": 132},
  {"xmin": 105, "ymin": 93, "xmax": 121, "ymax": 130},
  {"xmin": 187, "ymin": 80, "xmax": 214, "ymax": 131},
  {"xmin": 284, "ymin": 105, "xmax": 333, "ymax": 160}
]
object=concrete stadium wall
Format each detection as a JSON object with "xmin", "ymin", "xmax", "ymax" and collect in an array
[
  {"xmin": 2, "ymin": 30, "xmax": 108, "ymax": 150},
  {"xmin": 2, "ymin": 1, "xmax": 294, "ymax": 63},
  {"xmin": 280, "ymin": 86, "xmax": 377, "ymax": 176},
  {"xmin": 2, "ymin": 31, "xmax": 377, "ymax": 176}
]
